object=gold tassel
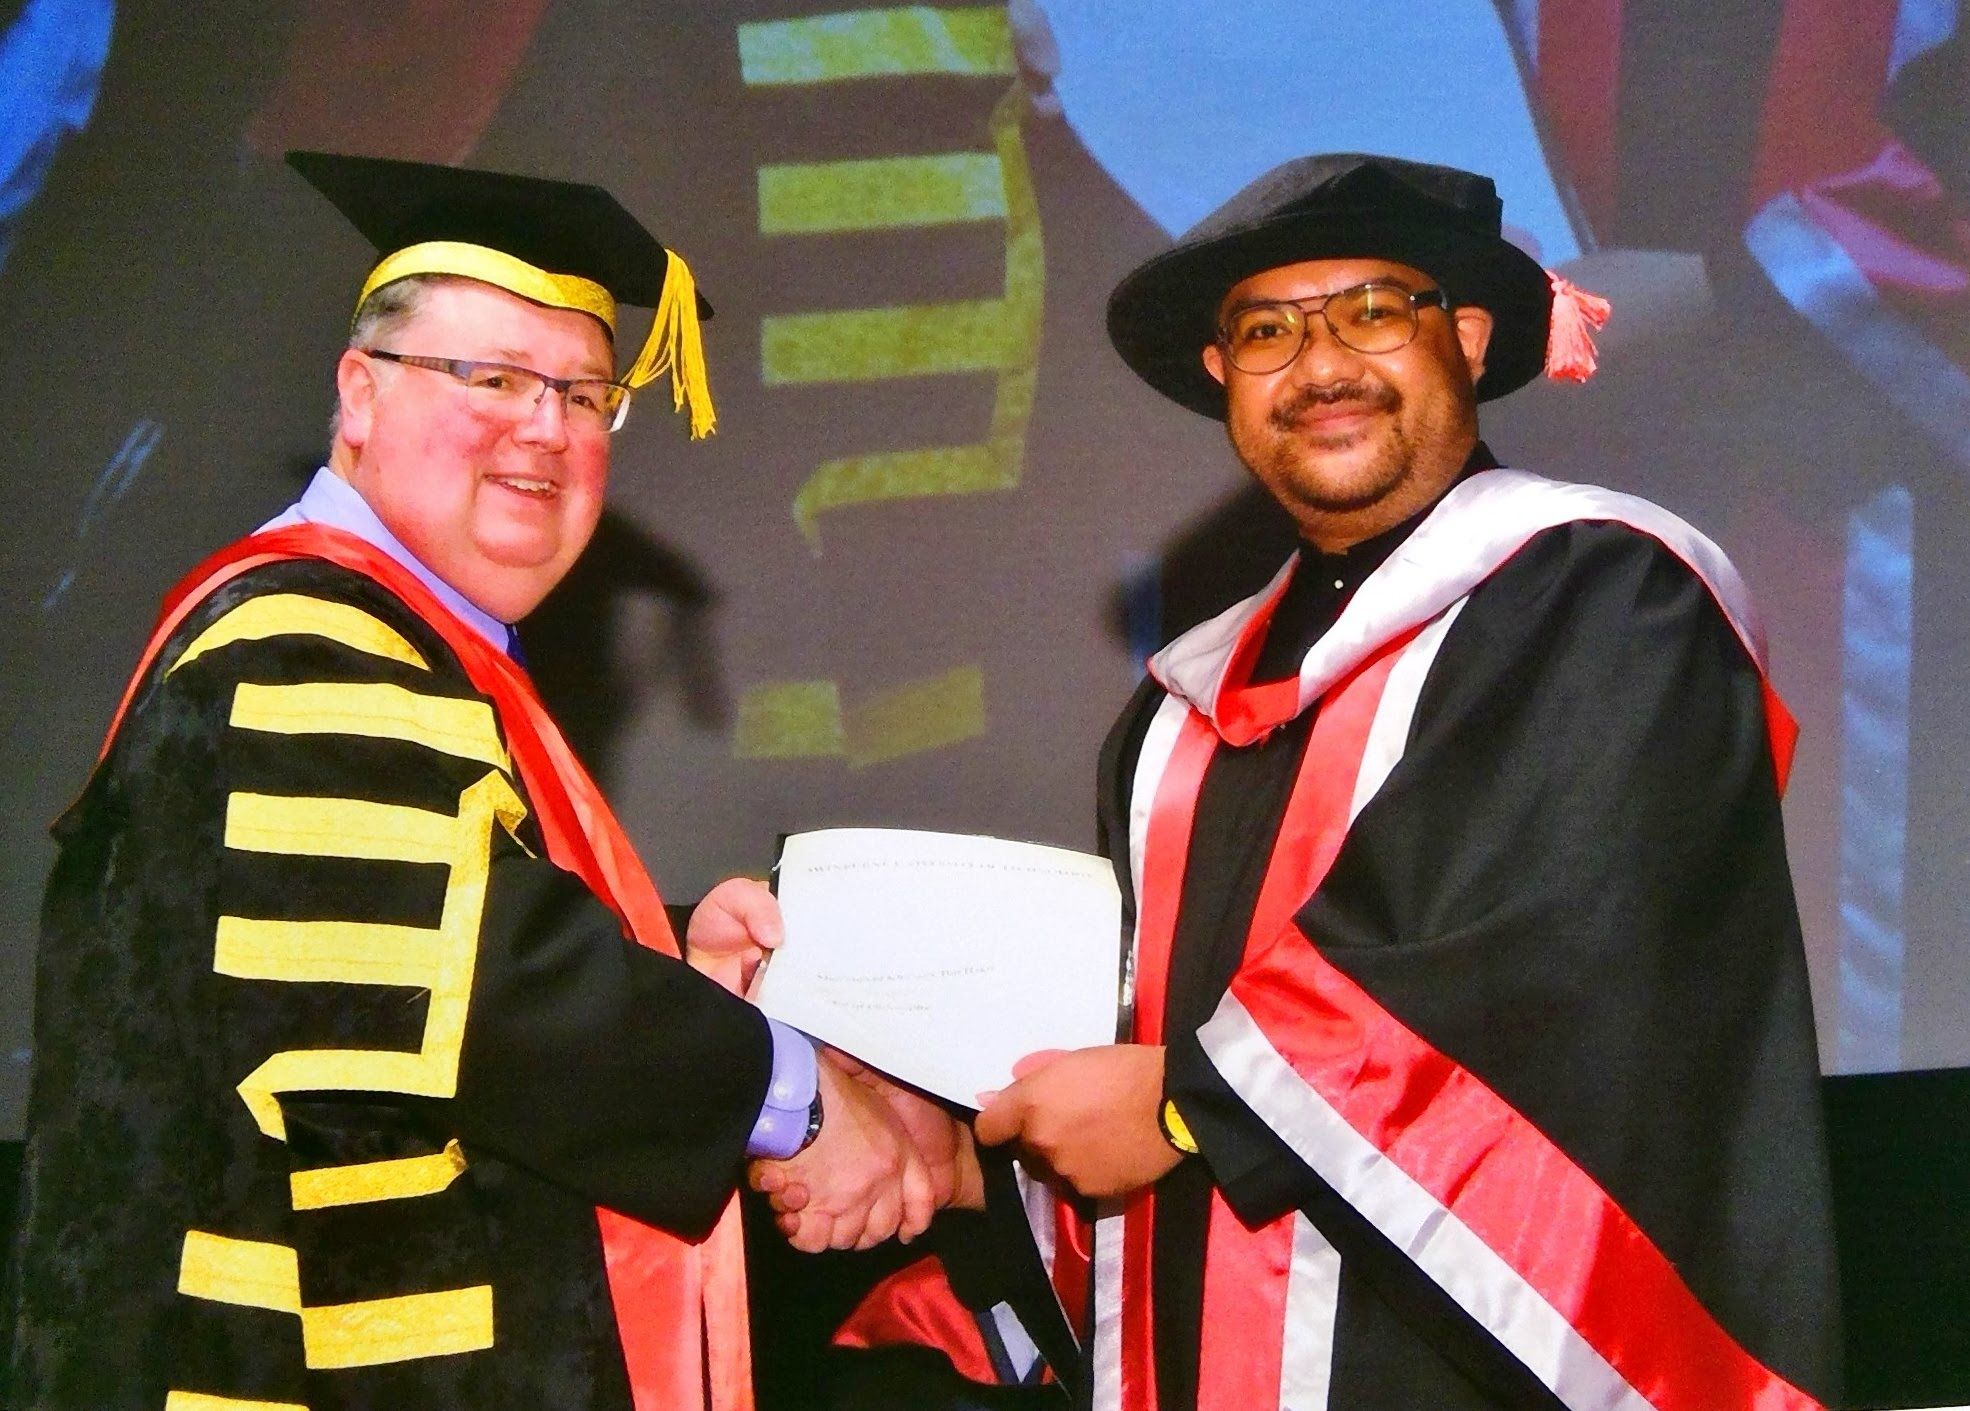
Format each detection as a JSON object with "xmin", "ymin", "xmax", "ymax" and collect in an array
[{"xmin": 625, "ymin": 248, "xmax": 717, "ymax": 439}]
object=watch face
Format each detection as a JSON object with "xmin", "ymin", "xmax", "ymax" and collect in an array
[
  {"xmin": 800, "ymin": 1089, "xmax": 824, "ymax": 1153},
  {"xmin": 1160, "ymin": 1099, "xmax": 1199, "ymax": 1155}
]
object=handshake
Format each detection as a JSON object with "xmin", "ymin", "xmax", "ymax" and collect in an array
[
  {"xmin": 685, "ymin": 874, "xmax": 978, "ymax": 1251},
  {"xmin": 752, "ymin": 1045, "xmax": 983, "ymax": 1252},
  {"xmin": 688, "ymin": 877, "xmax": 1185, "ymax": 1255}
]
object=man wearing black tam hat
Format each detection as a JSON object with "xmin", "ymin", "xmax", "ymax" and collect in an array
[
  {"xmin": 5, "ymin": 154, "xmax": 951, "ymax": 1411},
  {"xmin": 960, "ymin": 155, "xmax": 1842, "ymax": 1408}
]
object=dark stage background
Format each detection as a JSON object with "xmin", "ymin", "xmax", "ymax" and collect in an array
[{"xmin": 4, "ymin": 0, "xmax": 1970, "ymax": 1141}]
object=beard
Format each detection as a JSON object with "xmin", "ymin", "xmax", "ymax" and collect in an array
[{"xmin": 1234, "ymin": 376, "xmax": 1415, "ymax": 514}]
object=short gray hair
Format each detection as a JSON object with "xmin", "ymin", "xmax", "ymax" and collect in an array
[{"xmin": 328, "ymin": 274, "xmax": 462, "ymax": 442}]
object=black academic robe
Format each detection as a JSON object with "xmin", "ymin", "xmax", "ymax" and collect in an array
[
  {"xmin": 1106, "ymin": 519, "xmax": 1842, "ymax": 1408},
  {"xmin": 6, "ymin": 558, "xmax": 771, "ymax": 1409}
]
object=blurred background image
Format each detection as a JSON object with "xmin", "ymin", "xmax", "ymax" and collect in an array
[{"xmin": 3, "ymin": 0, "xmax": 1966, "ymax": 1146}]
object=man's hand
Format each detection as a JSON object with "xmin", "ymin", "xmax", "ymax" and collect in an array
[
  {"xmin": 748, "ymin": 1053, "xmax": 935, "ymax": 1253},
  {"xmin": 822, "ymin": 1050, "xmax": 984, "ymax": 1212},
  {"xmin": 684, "ymin": 877, "xmax": 781, "ymax": 995},
  {"xmin": 973, "ymin": 1044, "xmax": 1182, "ymax": 1199}
]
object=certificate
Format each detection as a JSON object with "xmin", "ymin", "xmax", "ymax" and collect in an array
[{"xmin": 753, "ymin": 827, "xmax": 1124, "ymax": 1108}]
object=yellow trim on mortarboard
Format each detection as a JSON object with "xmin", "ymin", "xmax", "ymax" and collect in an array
[
  {"xmin": 358, "ymin": 241, "xmax": 618, "ymax": 330},
  {"xmin": 354, "ymin": 240, "xmax": 717, "ymax": 440}
]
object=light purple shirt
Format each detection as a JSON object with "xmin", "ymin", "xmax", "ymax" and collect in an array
[
  {"xmin": 263, "ymin": 468, "xmax": 818, "ymax": 1158},
  {"xmin": 259, "ymin": 468, "xmax": 511, "ymax": 652}
]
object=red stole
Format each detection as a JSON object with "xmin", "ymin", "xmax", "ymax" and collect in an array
[
  {"xmin": 1111, "ymin": 618, "xmax": 1421, "ymax": 1411},
  {"xmin": 1091, "ymin": 554, "xmax": 1815, "ymax": 1410},
  {"xmin": 98, "ymin": 523, "xmax": 751, "ymax": 1411},
  {"xmin": 831, "ymin": 1255, "xmax": 1003, "ymax": 1384}
]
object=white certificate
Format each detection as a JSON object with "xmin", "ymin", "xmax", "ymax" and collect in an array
[{"xmin": 753, "ymin": 827, "xmax": 1124, "ymax": 1108}]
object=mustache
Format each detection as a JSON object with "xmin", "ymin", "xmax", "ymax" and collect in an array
[{"xmin": 1269, "ymin": 379, "xmax": 1399, "ymax": 428}]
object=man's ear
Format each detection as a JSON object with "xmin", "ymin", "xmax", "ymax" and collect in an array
[
  {"xmin": 1202, "ymin": 342, "xmax": 1228, "ymax": 387},
  {"xmin": 334, "ymin": 349, "xmax": 379, "ymax": 449},
  {"xmin": 1452, "ymin": 305, "xmax": 1493, "ymax": 387}
]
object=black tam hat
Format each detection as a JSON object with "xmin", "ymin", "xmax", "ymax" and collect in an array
[{"xmin": 1107, "ymin": 153, "xmax": 1567, "ymax": 417}]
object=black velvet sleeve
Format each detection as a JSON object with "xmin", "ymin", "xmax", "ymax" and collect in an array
[
  {"xmin": 665, "ymin": 900, "xmax": 698, "ymax": 944},
  {"xmin": 187, "ymin": 578, "xmax": 770, "ymax": 1239},
  {"xmin": 1163, "ymin": 522, "xmax": 1840, "ymax": 1397},
  {"xmin": 447, "ymin": 854, "xmax": 770, "ymax": 1237}
]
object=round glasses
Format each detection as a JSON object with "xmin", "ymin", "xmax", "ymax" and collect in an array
[
  {"xmin": 365, "ymin": 350, "xmax": 633, "ymax": 434},
  {"xmin": 1217, "ymin": 282, "xmax": 1449, "ymax": 374}
]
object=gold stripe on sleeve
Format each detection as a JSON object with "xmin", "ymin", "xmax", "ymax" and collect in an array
[
  {"xmin": 237, "ymin": 1051, "xmax": 444, "ymax": 1144},
  {"xmin": 166, "ymin": 1392, "xmax": 310, "ymax": 1411},
  {"xmin": 301, "ymin": 1285, "xmax": 494, "ymax": 1369},
  {"xmin": 177, "ymin": 1230, "xmax": 301, "ymax": 1314},
  {"xmin": 290, "ymin": 1140, "xmax": 469, "ymax": 1211},
  {"xmin": 214, "ymin": 916, "xmax": 446, "ymax": 989},
  {"xmin": 230, "ymin": 681, "xmax": 510, "ymax": 771},
  {"xmin": 224, "ymin": 792, "xmax": 464, "ymax": 865},
  {"xmin": 176, "ymin": 1233, "xmax": 493, "ymax": 1372},
  {"xmin": 231, "ymin": 772, "xmax": 523, "ymax": 1141},
  {"xmin": 170, "ymin": 594, "xmax": 429, "ymax": 675}
]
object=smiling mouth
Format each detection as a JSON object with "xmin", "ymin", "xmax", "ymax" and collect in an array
[
  {"xmin": 486, "ymin": 473, "xmax": 559, "ymax": 499},
  {"xmin": 1283, "ymin": 405, "xmax": 1381, "ymax": 441}
]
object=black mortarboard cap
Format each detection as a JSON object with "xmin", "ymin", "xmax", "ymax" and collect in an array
[{"xmin": 288, "ymin": 149, "xmax": 716, "ymax": 435}]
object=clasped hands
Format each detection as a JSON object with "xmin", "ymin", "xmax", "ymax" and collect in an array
[
  {"xmin": 755, "ymin": 1046, "xmax": 983, "ymax": 1252},
  {"xmin": 687, "ymin": 878, "xmax": 1183, "ymax": 1255}
]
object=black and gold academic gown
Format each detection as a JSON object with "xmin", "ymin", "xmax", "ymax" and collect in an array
[{"xmin": 7, "ymin": 550, "xmax": 771, "ymax": 1409}]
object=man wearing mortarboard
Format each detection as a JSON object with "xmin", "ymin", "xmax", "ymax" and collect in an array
[
  {"xmin": 800, "ymin": 155, "xmax": 1843, "ymax": 1408},
  {"xmin": 4, "ymin": 153, "xmax": 948, "ymax": 1410}
]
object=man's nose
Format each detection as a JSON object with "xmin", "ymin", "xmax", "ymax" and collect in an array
[
  {"xmin": 513, "ymin": 382, "xmax": 572, "ymax": 449},
  {"xmin": 1289, "ymin": 315, "xmax": 1367, "ymax": 382}
]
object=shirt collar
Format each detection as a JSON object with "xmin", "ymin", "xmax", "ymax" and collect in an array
[
  {"xmin": 1300, "ymin": 440, "xmax": 1501, "ymax": 579},
  {"xmin": 259, "ymin": 468, "xmax": 514, "ymax": 655},
  {"xmin": 1253, "ymin": 441, "xmax": 1501, "ymax": 680}
]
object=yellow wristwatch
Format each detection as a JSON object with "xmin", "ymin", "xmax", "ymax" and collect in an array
[{"xmin": 1159, "ymin": 1098, "xmax": 1200, "ymax": 1156}]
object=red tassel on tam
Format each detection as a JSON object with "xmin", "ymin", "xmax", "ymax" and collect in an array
[{"xmin": 1544, "ymin": 272, "xmax": 1612, "ymax": 382}]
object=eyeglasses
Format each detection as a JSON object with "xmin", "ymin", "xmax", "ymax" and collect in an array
[
  {"xmin": 364, "ymin": 350, "xmax": 633, "ymax": 434},
  {"xmin": 1217, "ymin": 282, "xmax": 1449, "ymax": 374}
]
